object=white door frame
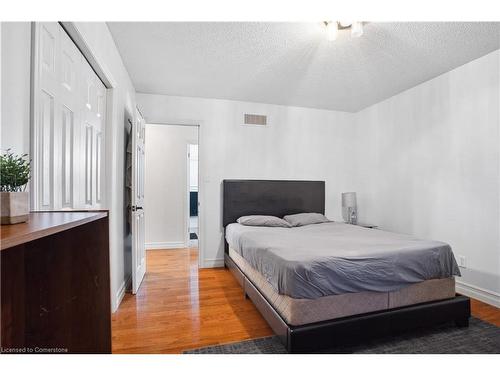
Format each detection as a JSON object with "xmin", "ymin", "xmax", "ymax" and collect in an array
[{"xmin": 147, "ymin": 122, "xmax": 202, "ymax": 269}]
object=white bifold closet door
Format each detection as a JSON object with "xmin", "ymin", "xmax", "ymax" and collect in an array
[{"xmin": 32, "ymin": 22, "xmax": 106, "ymax": 210}]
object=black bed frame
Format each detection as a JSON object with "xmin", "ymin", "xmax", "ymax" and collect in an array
[{"xmin": 222, "ymin": 179, "xmax": 471, "ymax": 353}]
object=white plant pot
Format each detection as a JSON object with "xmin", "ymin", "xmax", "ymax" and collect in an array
[{"xmin": 1, "ymin": 191, "xmax": 30, "ymax": 224}]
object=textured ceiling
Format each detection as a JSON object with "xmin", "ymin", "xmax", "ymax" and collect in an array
[{"xmin": 108, "ymin": 22, "xmax": 500, "ymax": 112}]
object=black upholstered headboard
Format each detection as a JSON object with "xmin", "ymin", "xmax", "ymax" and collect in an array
[{"xmin": 222, "ymin": 179, "xmax": 325, "ymax": 227}]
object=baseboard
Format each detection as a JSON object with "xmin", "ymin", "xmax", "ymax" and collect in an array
[
  {"xmin": 202, "ymin": 258, "xmax": 225, "ymax": 268},
  {"xmin": 113, "ymin": 275, "xmax": 132, "ymax": 313},
  {"xmin": 456, "ymin": 280, "xmax": 500, "ymax": 308},
  {"xmin": 146, "ymin": 241, "xmax": 187, "ymax": 250}
]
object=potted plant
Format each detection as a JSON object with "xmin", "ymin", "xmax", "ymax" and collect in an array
[{"xmin": 1, "ymin": 150, "xmax": 31, "ymax": 224}]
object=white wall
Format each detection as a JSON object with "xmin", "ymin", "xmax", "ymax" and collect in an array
[
  {"xmin": 1, "ymin": 22, "xmax": 31, "ymax": 155},
  {"xmin": 137, "ymin": 94, "xmax": 356, "ymax": 267},
  {"xmin": 145, "ymin": 124, "xmax": 198, "ymax": 248},
  {"xmin": 0, "ymin": 22, "xmax": 137, "ymax": 312},
  {"xmin": 354, "ymin": 50, "xmax": 500, "ymax": 306}
]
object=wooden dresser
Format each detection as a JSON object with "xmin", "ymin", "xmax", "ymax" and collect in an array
[{"xmin": 1, "ymin": 211, "xmax": 111, "ymax": 354}]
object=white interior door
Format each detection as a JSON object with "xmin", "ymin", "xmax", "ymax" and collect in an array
[{"xmin": 131, "ymin": 108, "xmax": 146, "ymax": 294}]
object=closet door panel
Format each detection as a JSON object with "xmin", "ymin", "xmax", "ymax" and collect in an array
[
  {"xmin": 33, "ymin": 22, "xmax": 106, "ymax": 211},
  {"xmin": 61, "ymin": 107, "xmax": 74, "ymax": 208},
  {"xmin": 59, "ymin": 29, "xmax": 81, "ymax": 209},
  {"xmin": 35, "ymin": 22, "xmax": 60, "ymax": 210},
  {"xmin": 39, "ymin": 91, "xmax": 55, "ymax": 209},
  {"xmin": 84, "ymin": 124, "xmax": 94, "ymax": 206},
  {"xmin": 82, "ymin": 62, "xmax": 95, "ymax": 207},
  {"xmin": 81, "ymin": 62, "xmax": 106, "ymax": 208},
  {"xmin": 95, "ymin": 131, "xmax": 102, "ymax": 204},
  {"xmin": 40, "ymin": 25, "xmax": 56, "ymax": 73}
]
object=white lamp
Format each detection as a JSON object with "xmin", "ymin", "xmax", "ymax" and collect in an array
[{"xmin": 342, "ymin": 192, "xmax": 358, "ymax": 224}]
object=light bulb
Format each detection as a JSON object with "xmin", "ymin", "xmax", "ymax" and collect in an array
[
  {"xmin": 351, "ymin": 22, "xmax": 364, "ymax": 38},
  {"xmin": 326, "ymin": 22, "xmax": 338, "ymax": 41}
]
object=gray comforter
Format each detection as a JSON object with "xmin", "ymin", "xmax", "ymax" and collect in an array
[{"xmin": 225, "ymin": 222, "xmax": 460, "ymax": 299}]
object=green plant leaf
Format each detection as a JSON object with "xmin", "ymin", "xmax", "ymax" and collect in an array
[{"xmin": 0, "ymin": 149, "xmax": 31, "ymax": 192}]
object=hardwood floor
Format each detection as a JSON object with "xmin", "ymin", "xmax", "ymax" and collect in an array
[
  {"xmin": 112, "ymin": 248, "xmax": 500, "ymax": 353},
  {"xmin": 470, "ymin": 298, "xmax": 500, "ymax": 326},
  {"xmin": 111, "ymin": 248, "xmax": 272, "ymax": 353}
]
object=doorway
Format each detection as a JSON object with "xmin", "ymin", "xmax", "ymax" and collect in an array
[{"xmin": 143, "ymin": 123, "xmax": 201, "ymax": 268}]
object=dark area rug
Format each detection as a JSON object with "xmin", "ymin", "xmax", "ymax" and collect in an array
[{"xmin": 184, "ymin": 317, "xmax": 500, "ymax": 354}]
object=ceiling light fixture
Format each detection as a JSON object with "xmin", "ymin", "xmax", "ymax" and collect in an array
[
  {"xmin": 338, "ymin": 21, "xmax": 352, "ymax": 28},
  {"xmin": 324, "ymin": 21, "xmax": 338, "ymax": 41},
  {"xmin": 323, "ymin": 21, "xmax": 364, "ymax": 41}
]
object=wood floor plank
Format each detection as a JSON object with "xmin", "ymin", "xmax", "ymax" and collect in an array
[{"xmin": 111, "ymin": 248, "xmax": 500, "ymax": 353}]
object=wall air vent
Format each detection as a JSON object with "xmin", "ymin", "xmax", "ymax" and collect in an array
[{"xmin": 244, "ymin": 113, "xmax": 267, "ymax": 126}]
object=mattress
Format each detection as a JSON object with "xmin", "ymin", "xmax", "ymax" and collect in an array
[
  {"xmin": 229, "ymin": 248, "xmax": 456, "ymax": 326},
  {"xmin": 226, "ymin": 222, "xmax": 460, "ymax": 299}
]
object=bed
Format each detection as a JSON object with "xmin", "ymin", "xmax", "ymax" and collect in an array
[{"xmin": 222, "ymin": 179, "xmax": 470, "ymax": 353}]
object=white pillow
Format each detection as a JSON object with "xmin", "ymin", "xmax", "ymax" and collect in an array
[
  {"xmin": 283, "ymin": 213, "xmax": 330, "ymax": 227},
  {"xmin": 237, "ymin": 215, "xmax": 292, "ymax": 228}
]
